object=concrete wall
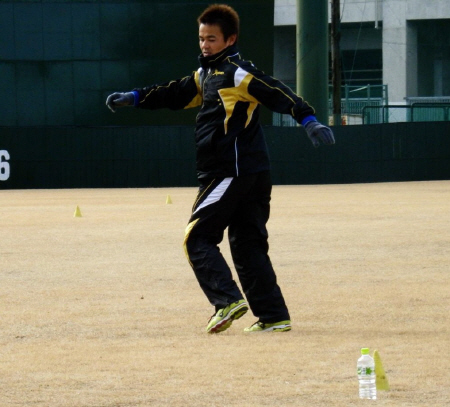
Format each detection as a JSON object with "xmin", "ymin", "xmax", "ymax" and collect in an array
[
  {"xmin": 275, "ymin": 0, "xmax": 450, "ymax": 25},
  {"xmin": 274, "ymin": 0, "xmax": 450, "ymax": 103}
]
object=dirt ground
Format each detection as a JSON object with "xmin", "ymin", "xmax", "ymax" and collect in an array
[{"xmin": 0, "ymin": 181, "xmax": 449, "ymax": 407}]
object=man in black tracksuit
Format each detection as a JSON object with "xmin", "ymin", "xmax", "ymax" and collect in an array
[{"xmin": 106, "ymin": 4, "xmax": 335, "ymax": 334}]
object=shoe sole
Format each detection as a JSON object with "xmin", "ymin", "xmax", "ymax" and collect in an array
[
  {"xmin": 207, "ymin": 303, "xmax": 249, "ymax": 334},
  {"xmin": 244, "ymin": 323, "xmax": 292, "ymax": 333},
  {"xmin": 265, "ymin": 325, "xmax": 291, "ymax": 332}
]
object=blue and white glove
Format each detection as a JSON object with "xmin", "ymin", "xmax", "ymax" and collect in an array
[
  {"xmin": 303, "ymin": 118, "xmax": 335, "ymax": 148},
  {"xmin": 106, "ymin": 92, "xmax": 135, "ymax": 113}
]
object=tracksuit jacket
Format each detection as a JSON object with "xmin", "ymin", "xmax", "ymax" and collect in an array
[{"xmin": 132, "ymin": 44, "xmax": 315, "ymax": 180}]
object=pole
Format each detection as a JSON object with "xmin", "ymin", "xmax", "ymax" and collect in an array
[
  {"xmin": 296, "ymin": 0, "xmax": 329, "ymax": 123},
  {"xmin": 331, "ymin": 0, "xmax": 342, "ymax": 125}
]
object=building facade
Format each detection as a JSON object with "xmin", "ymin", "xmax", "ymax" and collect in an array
[{"xmin": 274, "ymin": 0, "xmax": 450, "ymax": 104}]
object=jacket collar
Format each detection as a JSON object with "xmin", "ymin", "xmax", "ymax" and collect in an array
[{"xmin": 198, "ymin": 44, "xmax": 239, "ymax": 70}]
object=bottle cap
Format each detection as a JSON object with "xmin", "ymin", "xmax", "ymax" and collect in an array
[{"xmin": 361, "ymin": 348, "xmax": 370, "ymax": 355}]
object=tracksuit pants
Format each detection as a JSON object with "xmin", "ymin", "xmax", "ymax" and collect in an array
[{"xmin": 183, "ymin": 171, "xmax": 290, "ymax": 323}]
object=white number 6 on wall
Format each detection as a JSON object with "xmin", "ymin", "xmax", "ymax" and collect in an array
[{"xmin": 0, "ymin": 150, "xmax": 10, "ymax": 181}]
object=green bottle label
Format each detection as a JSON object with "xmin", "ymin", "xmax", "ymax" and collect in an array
[{"xmin": 358, "ymin": 367, "xmax": 373, "ymax": 375}]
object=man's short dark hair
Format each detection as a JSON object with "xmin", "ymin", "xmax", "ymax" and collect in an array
[{"xmin": 198, "ymin": 4, "xmax": 240, "ymax": 43}]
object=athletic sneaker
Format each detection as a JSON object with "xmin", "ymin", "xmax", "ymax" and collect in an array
[
  {"xmin": 244, "ymin": 320, "xmax": 291, "ymax": 332},
  {"xmin": 206, "ymin": 299, "xmax": 249, "ymax": 334}
]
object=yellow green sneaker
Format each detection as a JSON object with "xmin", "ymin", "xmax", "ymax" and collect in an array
[
  {"xmin": 244, "ymin": 320, "xmax": 291, "ymax": 332},
  {"xmin": 206, "ymin": 299, "xmax": 248, "ymax": 334}
]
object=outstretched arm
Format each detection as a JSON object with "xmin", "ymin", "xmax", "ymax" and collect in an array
[
  {"xmin": 106, "ymin": 72, "xmax": 202, "ymax": 112},
  {"xmin": 106, "ymin": 71, "xmax": 202, "ymax": 113},
  {"xmin": 238, "ymin": 63, "xmax": 335, "ymax": 147},
  {"xmin": 134, "ymin": 74, "xmax": 202, "ymax": 110}
]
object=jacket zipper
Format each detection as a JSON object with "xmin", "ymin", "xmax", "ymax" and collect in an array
[{"xmin": 200, "ymin": 67, "xmax": 240, "ymax": 177}]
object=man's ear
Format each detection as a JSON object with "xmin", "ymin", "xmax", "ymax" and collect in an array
[{"xmin": 227, "ymin": 34, "xmax": 237, "ymax": 46}]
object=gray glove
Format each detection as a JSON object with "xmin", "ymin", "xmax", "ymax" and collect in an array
[
  {"xmin": 304, "ymin": 120, "xmax": 335, "ymax": 148},
  {"xmin": 106, "ymin": 92, "xmax": 135, "ymax": 113}
]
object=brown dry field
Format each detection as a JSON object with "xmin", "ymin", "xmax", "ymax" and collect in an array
[{"xmin": 0, "ymin": 181, "xmax": 449, "ymax": 407}]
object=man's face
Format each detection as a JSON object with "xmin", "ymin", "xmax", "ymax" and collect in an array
[{"xmin": 198, "ymin": 23, "xmax": 236, "ymax": 57}]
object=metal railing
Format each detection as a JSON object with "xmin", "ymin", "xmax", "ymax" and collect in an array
[
  {"xmin": 362, "ymin": 104, "xmax": 450, "ymax": 124},
  {"xmin": 405, "ymin": 96, "xmax": 450, "ymax": 104},
  {"xmin": 273, "ymin": 84, "xmax": 388, "ymax": 126}
]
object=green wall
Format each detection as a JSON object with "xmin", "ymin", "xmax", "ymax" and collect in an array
[
  {"xmin": 1, "ymin": 123, "xmax": 449, "ymax": 189},
  {"xmin": 0, "ymin": 1, "xmax": 274, "ymax": 126},
  {"xmin": 265, "ymin": 123, "xmax": 450, "ymax": 184}
]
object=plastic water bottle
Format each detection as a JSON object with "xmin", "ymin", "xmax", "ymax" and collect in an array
[{"xmin": 357, "ymin": 348, "xmax": 376, "ymax": 400}]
